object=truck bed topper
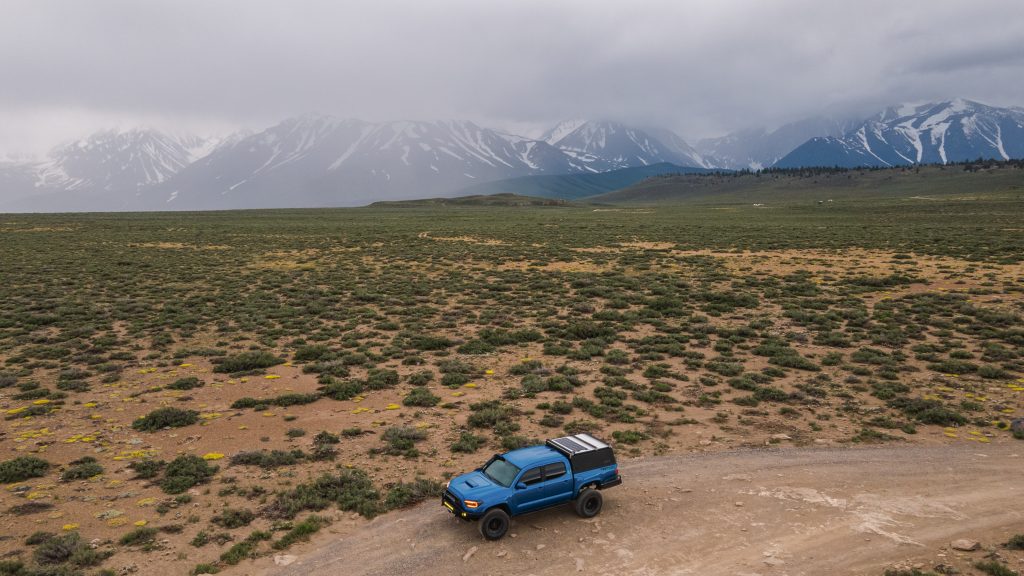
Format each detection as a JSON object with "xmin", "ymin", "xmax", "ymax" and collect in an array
[{"xmin": 546, "ymin": 434, "xmax": 616, "ymax": 473}]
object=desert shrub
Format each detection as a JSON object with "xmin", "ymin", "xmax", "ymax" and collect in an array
[
  {"xmin": 213, "ymin": 351, "xmax": 283, "ymax": 373},
  {"xmin": 384, "ymin": 478, "xmax": 444, "ymax": 509},
  {"xmin": 167, "ymin": 377, "xmax": 203, "ymax": 391},
  {"xmin": 0, "ymin": 456, "xmax": 50, "ymax": 483},
  {"xmin": 978, "ymin": 364, "xmax": 1010, "ymax": 379},
  {"xmin": 403, "ymin": 387, "xmax": 440, "ymax": 407},
  {"xmin": 467, "ymin": 400, "xmax": 519, "ymax": 430},
  {"xmin": 378, "ymin": 427, "xmax": 427, "ymax": 457},
  {"xmin": 161, "ymin": 455, "xmax": 217, "ymax": 494},
  {"xmin": 220, "ymin": 530, "xmax": 271, "ymax": 565},
  {"xmin": 293, "ymin": 344, "xmax": 331, "ymax": 362},
  {"xmin": 364, "ymin": 368, "xmax": 400, "ymax": 390},
  {"xmin": 211, "ymin": 508, "xmax": 255, "ymax": 529},
  {"xmin": 128, "ymin": 459, "xmax": 165, "ymax": 480},
  {"xmin": 132, "ymin": 407, "xmax": 199, "ymax": 432},
  {"xmin": 612, "ymin": 430, "xmax": 649, "ymax": 444},
  {"xmin": 888, "ymin": 397, "xmax": 967, "ymax": 426},
  {"xmin": 563, "ymin": 420, "xmax": 602, "ymax": 434},
  {"xmin": 56, "ymin": 379, "xmax": 90, "ymax": 392},
  {"xmin": 263, "ymin": 469, "xmax": 381, "ymax": 520},
  {"xmin": 451, "ymin": 431, "xmax": 486, "ymax": 453},
  {"xmin": 319, "ymin": 379, "xmax": 364, "ymax": 400},
  {"xmin": 230, "ymin": 450, "xmax": 303, "ymax": 469},
  {"xmin": 285, "ymin": 428, "xmax": 306, "ymax": 438},
  {"xmin": 273, "ymin": 393, "xmax": 320, "ymax": 407},
  {"xmin": 271, "ymin": 515, "xmax": 330, "ymax": 550},
  {"xmin": 408, "ymin": 334, "xmax": 454, "ymax": 351},
  {"xmin": 927, "ymin": 359, "xmax": 977, "ymax": 374},
  {"xmin": 25, "ymin": 531, "xmax": 56, "ymax": 545},
  {"xmin": 33, "ymin": 532, "xmax": 86, "ymax": 565},
  {"xmin": 407, "ymin": 370, "xmax": 433, "ymax": 385},
  {"xmin": 191, "ymin": 564, "xmax": 220, "ymax": 575},
  {"xmin": 974, "ymin": 560, "xmax": 1018, "ymax": 576},
  {"xmin": 313, "ymin": 431, "xmax": 340, "ymax": 445},
  {"xmin": 60, "ymin": 457, "xmax": 103, "ymax": 481},
  {"xmin": 8, "ymin": 501, "xmax": 54, "ymax": 516},
  {"xmin": 119, "ymin": 527, "xmax": 158, "ymax": 547},
  {"xmin": 1005, "ymin": 534, "xmax": 1024, "ymax": 550}
]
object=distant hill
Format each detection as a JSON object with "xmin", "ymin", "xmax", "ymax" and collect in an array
[
  {"xmin": 590, "ymin": 161, "xmax": 1024, "ymax": 204},
  {"xmin": 368, "ymin": 193, "xmax": 576, "ymax": 208},
  {"xmin": 455, "ymin": 163, "xmax": 718, "ymax": 201}
]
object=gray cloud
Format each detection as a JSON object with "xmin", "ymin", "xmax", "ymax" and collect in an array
[{"xmin": 2, "ymin": 0, "xmax": 1023, "ymax": 155}]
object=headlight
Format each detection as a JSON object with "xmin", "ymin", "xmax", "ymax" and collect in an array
[{"xmin": 463, "ymin": 500, "xmax": 481, "ymax": 509}]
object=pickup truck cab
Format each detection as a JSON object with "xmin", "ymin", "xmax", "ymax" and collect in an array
[{"xmin": 443, "ymin": 433, "xmax": 621, "ymax": 539}]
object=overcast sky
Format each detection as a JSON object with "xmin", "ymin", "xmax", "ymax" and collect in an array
[{"xmin": 2, "ymin": 0, "xmax": 1023, "ymax": 157}]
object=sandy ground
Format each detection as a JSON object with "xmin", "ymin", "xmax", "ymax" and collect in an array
[{"xmin": 242, "ymin": 442, "xmax": 1024, "ymax": 576}]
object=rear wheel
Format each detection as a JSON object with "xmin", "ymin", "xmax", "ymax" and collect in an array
[
  {"xmin": 575, "ymin": 488, "xmax": 603, "ymax": 518},
  {"xmin": 479, "ymin": 508, "xmax": 510, "ymax": 540}
]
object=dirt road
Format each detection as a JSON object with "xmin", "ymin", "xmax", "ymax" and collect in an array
[{"xmin": 252, "ymin": 443, "xmax": 1023, "ymax": 576}]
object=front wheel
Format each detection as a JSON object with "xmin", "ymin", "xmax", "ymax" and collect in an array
[
  {"xmin": 479, "ymin": 508, "xmax": 510, "ymax": 540},
  {"xmin": 575, "ymin": 488, "xmax": 603, "ymax": 518}
]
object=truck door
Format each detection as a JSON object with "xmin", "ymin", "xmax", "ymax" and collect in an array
[
  {"xmin": 537, "ymin": 462, "xmax": 572, "ymax": 506},
  {"xmin": 511, "ymin": 466, "xmax": 546, "ymax": 513}
]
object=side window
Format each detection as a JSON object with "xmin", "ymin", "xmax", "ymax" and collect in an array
[
  {"xmin": 542, "ymin": 462, "xmax": 566, "ymax": 481},
  {"xmin": 520, "ymin": 467, "xmax": 543, "ymax": 486}
]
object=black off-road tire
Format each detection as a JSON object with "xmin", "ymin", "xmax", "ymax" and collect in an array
[
  {"xmin": 479, "ymin": 508, "xmax": 511, "ymax": 540},
  {"xmin": 575, "ymin": 487, "xmax": 603, "ymax": 518}
]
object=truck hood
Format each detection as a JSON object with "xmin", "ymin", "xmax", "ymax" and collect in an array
[{"xmin": 448, "ymin": 470, "xmax": 507, "ymax": 501}]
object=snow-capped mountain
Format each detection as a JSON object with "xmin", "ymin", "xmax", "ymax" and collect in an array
[
  {"xmin": 543, "ymin": 120, "xmax": 707, "ymax": 171},
  {"xmin": 774, "ymin": 99, "xmax": 1024, "ymax": 168},
  {"xmin": 38, "ymin": 128, "xmax": 219, "ymax": 192},
  {"xmin": 0, "ymin": 128, "xmax": 226, "ymax": 211},
  {"xmin": 147, "ymin": 115, "xmax": 588, "ymax": 209},
  {"xmin": 697, "ymin": 117, "xmax": 859, "ymax": 170}
]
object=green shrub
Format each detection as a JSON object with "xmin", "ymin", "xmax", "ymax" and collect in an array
[
  {"xmin": 384, "ymin": 478, "xmax": 444, "ymax": 509},
  {"xmin": 451, "ymin": 431, "xmax": 486, "ymax": 453},
  {"xmin": 974, "ymin": 560, "xmax": 1018, "ymax": 576},
  {"xmin": 191, "ymin": 564, "xmax": 220, "ymax": 575},
  {"xmin": 211, "ymin": 508, "xmax": 255, "ymax": 529},
  {"xmin": 271, "ymin": 515, "xmax": 330, "ymax": 550},
  {"xmin": 119, "ymin": 527, "xmax": 158, "ymax": 546},
  {"xmin": 364, "ymin": 368, "xmax": 399, "ymax": 390},
  {"xmin": 129, "ymin": 459, "xmax": 165, "ymax": 480},
  {"xmin": 214, "ymin": 351, "xmax": 283, "ymax": 373},
  {"xmin": 230, "ymin": 450, "xmax": 303, "ymax": 469},
  {"xmin": 33, "ymin": 532, "xmax": 85, "ymax": 565},
  {"xmin": 263, "ymin": 470, "xmax": 381, "ymax": 520},
  {"xmin": 403, "ymin": 387, "xmax": 440, "ymax": 407},
  {"xmin": 378, "ymin": 427, "xmax": 427, "ymax": 457},
  {"xmin": 167, "ymin": 377, "xmax": 203, "ymax": 391},
  {"xmin": 60, "ymin": 457, "xmax": 103, "ymax": 481},
  {"xmin": 132, "ymin": 407, "xmax": 199, "ymax": 432},
  {"xmin": 1006, "ymin": 534, "xmax": 1024, "ymax": 550},
  {"xmin": 0, "ymin": 456, "xmax": 50, "ymax": 483},
  {"xmin": 320, "ymin": 379, "xmax": 364, "ymax": 400},
  {"xmin": 293, "ymin": 344, "xmax": 331, "ymax": 362},
  {"xmin": 612, "ymin": 430, "xmax": 649, "ymax": 444},
  {"xmin": 220, "ymin": 530, "xmax": 271, "ymax": 565},
  {"xmin": 161, "ymin": 455, "xmax": 217, "ymax": 494}
]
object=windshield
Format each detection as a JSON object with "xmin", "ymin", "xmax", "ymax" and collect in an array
[{"xmin": 481, "ymin": 457, "xmax": 520, "ymax": 487}]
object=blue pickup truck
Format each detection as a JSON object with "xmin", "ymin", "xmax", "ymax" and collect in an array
[{"xmin": 442, "ymin": 433, "xmax": 621, "ymax": 539}]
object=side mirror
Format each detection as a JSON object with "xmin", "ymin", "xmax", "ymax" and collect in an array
[{"xmin": 516, "ymin": 482, "xmax": 527, "ymax": 490}]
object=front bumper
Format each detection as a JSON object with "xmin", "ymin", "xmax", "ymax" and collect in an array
[{"xmin": 442, "ymin": 489, "xmax": 482, "ymax": 520}]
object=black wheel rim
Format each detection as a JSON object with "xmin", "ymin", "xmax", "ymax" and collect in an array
[
  {"xmin": 487, "ymin": 518, "xmax": 503, "ymax": 534},
  {"xmin": 585, "ymin": 497, "xmax": 598, "ymax": 514}
]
